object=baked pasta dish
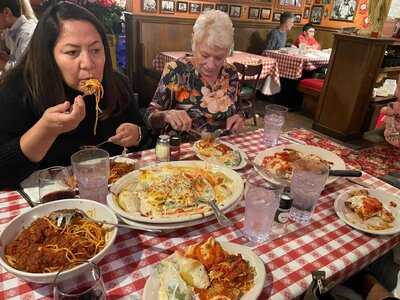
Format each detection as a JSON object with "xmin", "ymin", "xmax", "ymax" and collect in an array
[
  {"xmin": 194, "ymin": 139, "xmax": 242, "ymax": 168},
  {"xmin": 261, "ymin": 148, "xmax": 333, "ymax": 180},
  {"xmin": 156, "ymin": 237, "xmax": 255, "ymax": 300},
  {"xmin": 116, "ymin": 165, "xmax": 233, "ymax": 219},
  {"xmin": 344, "ymin": 189, "xmax": 395, "ymax": 230}
]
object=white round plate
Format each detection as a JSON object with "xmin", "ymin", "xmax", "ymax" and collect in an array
[
  {"xmin": 0, "ymin": 199, "xmax": 118, "ymax": 283},
  {"xmin": 108, "ymin": 161, "xmax": 244, "ymax": 224},
  {"xmin": 334, "ymin": 188, "xmax": 400, "ymax": 235},
  {"xmin": 193, "ymin": 140, "xmax": 248, "ymax": 170},
  {"xmin": 142, "ymin": 241, "xmax": 266, "ymax": 300},
  {"xmin": 254, "ymin": 144, "xmax": 346, "ymax": 186}
]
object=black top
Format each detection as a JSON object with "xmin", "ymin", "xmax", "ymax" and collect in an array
[{"xmin": 0, "ymin": 70, "xmax": 149, "ymax": 188}]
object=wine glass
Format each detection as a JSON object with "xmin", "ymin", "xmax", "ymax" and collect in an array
[{"xmin": 53, "ymin": 261, "xmax": 106, "ymax": 300}]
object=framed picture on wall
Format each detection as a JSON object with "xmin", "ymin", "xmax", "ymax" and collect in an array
[
  {"xmin": 306, "ymin": 0, "xmax": 312, "ymax": 4},
  {"xmin": 260, "ymin": 8, "xmax": 271, "ymax": 20},
  {"xmin": 141, "ymin": 0, "xmax": 157, "ymax": 13},
  {"xmin": 229, "ymin": 5, "xmax": 242, "ymax": 18},
  {"xmin": 294, "ymin": 13, "xmax": 302, "ymax": 23},
  {"xmin": 176, "ymin": 1, "xmax": 188, "ymax": 12},
  {"xmin": 330, "ymin": 0, "xmax": 358, "ymax": 21},
  {"xmin": 322, "ymin": 0, "xmax": 330, "ymax": 4},
  {"xmin": 303, "ymin": 7, "xmax": 310, "ymax": 18},
  {"xmin": 275, "ymin": 0, "xmax": 302, "ymax": 11},
  {"xmin": 216, "ymin": 4, "xmax": 229, "ymax": 13},
  {"xmin": 248, "ymin": 7, "xmax": 260, "ymax": 19},
  {"xmin": 189, "ymin": 3, "xmax": 201, "ymax": 13},
  {"xmin": 202, "ymin": 3, "xmax": 214, "ymax": 11},
  {"xmin": 160, "ymin": 0, "xmax": 175, "ymax": 13},
  {"xmin": 310, "ymin": 5, "xmax": 323, "ymax": 24},
  {"xmin": 273, "ymin": 12, "xmax": 282, "ymax": 22}
]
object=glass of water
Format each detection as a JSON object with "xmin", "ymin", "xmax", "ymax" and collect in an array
[
  {"xmin": 289, "ymin": 157, "xmax": 329, "ymax": 224},
  {"xmin": 243, "ymin": 172, "xmax": 283, "ymax": 243},
  {"xmin": 71, "ymin": 149, "xmax": 109, "ymax": 204},
  {"xmin": 263, "ymin": 104, "xmax": 288, "ymax": 147}
]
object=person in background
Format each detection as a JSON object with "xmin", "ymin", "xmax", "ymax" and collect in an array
[
  {"xmin": 145, "ymin": 9, "xmax": 245, "ymax": 139},
  {"xmin": 381, "ymin": 101, "xmax": 400, "ymax": 147},
  {"xmin": 294, "ymin": 23, "xmax": 321, "ymax": 50},
  {"xmin": 0, "ymin": 1, "xmax": 148, "ymax": 188},
  {"xmin": 0, "ymin": 0, "xmax": 37, "ymax": 71},
  {"xmin": 265, "ymin": 11, "xmax": 295, "ymax": 50}
]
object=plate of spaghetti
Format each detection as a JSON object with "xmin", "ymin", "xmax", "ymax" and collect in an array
[
  {"xmin": 143, "ymin": 237, "xmax": 266, "ymax": 300},
  {"xmin": 0, "ymin": 199, "xmax": 117, "ymax": 283}
]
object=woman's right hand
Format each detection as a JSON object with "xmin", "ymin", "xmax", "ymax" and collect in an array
[
  {"xmin": 163, "ymin": 109, "xmax": 192, "ymax": 132},
  {"xmin": 39, "ymin": 95, "xmax": 86, "ymax": 136}
]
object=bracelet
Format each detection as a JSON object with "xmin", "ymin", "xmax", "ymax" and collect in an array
[{"xmin": 136, "ymin": 126, "xmax": 142, "ymax": 145}]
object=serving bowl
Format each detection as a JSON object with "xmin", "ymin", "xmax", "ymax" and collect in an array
[{"xmin": 0, "ymin": 199, "xmax": 118, "ymax": 283}]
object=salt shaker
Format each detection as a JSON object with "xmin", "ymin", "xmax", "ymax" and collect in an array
[{"xmin": 155, "ymin": 135, "xmax": 170, "ymax": 162}]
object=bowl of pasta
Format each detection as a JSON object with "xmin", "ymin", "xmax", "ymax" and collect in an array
[{"xmin": 0, "ymin": 199, "xmax": 118, "ymax": 283}]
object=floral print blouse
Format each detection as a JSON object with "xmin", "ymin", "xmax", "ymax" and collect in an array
[{"xmin": 145, "ymin": 56, "xmax": 240, "ymax": 135}]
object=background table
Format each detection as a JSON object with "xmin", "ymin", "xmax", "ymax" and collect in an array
[
  {"xmin": 262, "ymin": 50, "xmax": 330, "ymax": 80},
  {"xmin": 152, "ymin": 51, "xmax": 281, "ymax": 95},
  {"xmin": 1, "ymin": 129, "xmax": 399, "ymax": 300}
]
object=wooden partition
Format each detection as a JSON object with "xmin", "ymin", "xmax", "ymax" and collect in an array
[{"xmin": 126, "ymin": 13, "xmax": 337, "ymax": 106}]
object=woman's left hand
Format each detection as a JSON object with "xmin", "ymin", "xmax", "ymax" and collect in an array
[
  {"xmin": 226, "ymin": 113, "xmax": 245, "ymax": 132},
  {"xmin": 109, "ymin": 123, "xmax": 141, "ymax": 147}
]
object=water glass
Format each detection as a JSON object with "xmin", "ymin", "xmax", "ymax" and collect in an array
[
  {"xmin": 39, "ymin": 166, "xmax": 76, "ymax": 204},
  {"xmin": 53, "ymin": 261, "xmax": 106, "ymax": 300},
  {"xmin": 243, "ymin": 172, "xmax": 283, "ymax": 243},
  {"xmin": 289, "ymin": 158, "xmax": 329, "ymax": 224},
  {"xmin": 71, "ymin": 149, "xmax": 109, "ymax": 204},
  {"xmin": 263, "ymin": 104, "xmax": 288, "ymax": 147}
]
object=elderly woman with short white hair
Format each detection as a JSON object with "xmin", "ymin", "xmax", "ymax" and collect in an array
[{"xmin": 145, "ymin": 10, "xmax": 245, "ymax": 139}]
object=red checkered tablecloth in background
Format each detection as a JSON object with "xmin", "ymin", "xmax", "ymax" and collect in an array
[
  {"xmin": 1, "ymin": 129, "xmax": 400, "ymax": 300},
  {"xmin": 152, "ymin": 51, "xmax": 280, "ymax": 84},
  {"xmin": 262, "ymin": 50, "xmax": 329, "ymax": 80}
]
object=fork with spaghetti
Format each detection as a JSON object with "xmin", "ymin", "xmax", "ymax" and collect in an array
[{"xmin": 80, "ymin": 79, "xmax": 104, "ymax": 135}]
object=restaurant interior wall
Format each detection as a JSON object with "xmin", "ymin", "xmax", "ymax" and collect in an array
[{"xmin": 126, "ymin": 0, "xmax": 368, "ymax": 105}]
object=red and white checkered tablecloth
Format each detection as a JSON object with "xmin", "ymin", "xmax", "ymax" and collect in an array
[
  {"xmin": 152, "ymin": 51, "xmax": 280, "ymax": 83},
  {"xmin": 1, "ymin": 129, "xmax": 400, "ymax": 300},
  {"xmin": 262, "ymin": 50, "xmax": 330, "ymax": 80}
]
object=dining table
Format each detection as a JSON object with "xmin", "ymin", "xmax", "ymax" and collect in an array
[
  {"xmin": 152, "ymin": 50, "xmax": 281, "ymax": 95},
  {"xmin": 262, "ymin": 49, "xmax": 331, "ymax": 80},
  {"xmin": 1, "ymin": 128, "xmax": 400, "ymax": 300}
]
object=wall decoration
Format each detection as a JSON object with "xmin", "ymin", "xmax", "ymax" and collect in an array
[
  {"xmin": 141, "ymin": 0, "xmax": 157, "ymax": 13},
  {"xmin": 275, "ymin": 0, "xmax": 302, "ymax": 11},
  {"xmin": 330, "ymin": 0, "xmax": 357, "ymax": 21},
  {"xmin": 303, "ymin": 7, "xmax": 310, "ymax": 18},
  {"xmin": 310, "ymin": 5, "xmax": 323, "ymax": 24},
  {"xmin": 273, "ymin": 12, "xmax": 282, "ymax": 21},
  {"xmin": 215, "ymin": 4, "xmax": 229, "ymax": 13},
  {"xmin": 189, "ymin": 3, "xmax": 201, "ymax": 13},
  {"xmin": 160, "ymin": 0, "xmax": 175, "ymax": 13},
  {"xmin": 294, "ymin": 13, "xmax": 302, "ymax": 23},
  {"xmin": 202, "ymin": 3, "xmax": 214, "ymax": 11},
  {"xmin": 322, "ymin": 0, "xmax": 330, "ymax": 4},
  {"xmin": 176, "ymin": 1, "xmax": 188, "ymax": 12},
  {"xmin": 248, "ymin": 7, "xmax": 260, "ymax": 19},
  {"xmin": 306, "ymin": 0, "xmax": 312, "ymax": 4},
  {"xmin": 229, "ymin": 5, "xmax": 242, "ymax": 18},
  {"xmin": 260, "ymin": 8, "xmax": 272, "ymax": 20}
]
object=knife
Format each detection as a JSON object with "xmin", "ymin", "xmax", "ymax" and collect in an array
[{"xmin": 328, "ymin": 170, "xmax": 361, "ymax": 177}]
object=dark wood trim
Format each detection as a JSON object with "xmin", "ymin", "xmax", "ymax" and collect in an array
[{"xmin": 312, "ymin": 123, "xmax": 363, "ymax": 141}]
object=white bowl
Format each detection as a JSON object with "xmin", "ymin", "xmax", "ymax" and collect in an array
[{"xmin": 0, "ymin": 199, "xmax": 118, "ymax": 284}]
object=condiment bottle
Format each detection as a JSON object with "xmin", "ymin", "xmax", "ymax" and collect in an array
[
  {"xmin": 156, "ymin": 135, "xmax": 170, "ymax": 162},
  {"xmin": 170, "ymin": 136, "xmax": 181, "ymax": 161},
  {"xmin": 271, "ymin": 193, "xmax": 293, "ymax": 238}
]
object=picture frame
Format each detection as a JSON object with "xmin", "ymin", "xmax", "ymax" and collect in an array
[
  {"xmin": 303, "ymin": 7, "xmax": 310, "ymax": 18},
  {"xmin": 141, "ymin": 0, "xmax": 157, "ymax": 13},
  {"xmin": 202, "ymin": 3, "xmax": 214, "ymax": 11},
  {"xmin": 322, "ymin": 0, "xmax": 330, "ymax": 4},
  {"xmin": 310, "ymin": 5, "xmax": 323, "ymax": 24},
  {"xmin": 306, "ymin": 0, "xmax": 312, "ymax": 4},
  {"xmin": 176, "ymin": 1, "xmax": 188, "ymax": 12},
  {"xmin": 272, "ymin": 12, "xmax": 282, "ymax": 22},
  {"xmin": 260, "ymin": 8, "xmax": 271, "ymax": 20},
  {"xmin": 229, "ymin": 5, "xmax": 242, "ymax": 18},
  {"xmin": 330, "ymin": 0, "xmax": 358, "ymax": 22},
  {"xmin": 160, "ymin": 0, "xmax": 175, "ymax": 14},
  {"xmin": 189, "ymin": 3, "xmax": 201, "ymax": 14},
  {"xmin": 215, "ymin": 4, "xmax": 229, "ymax": 13},
  {"xmin": 294, "ymin": 13, "xmax": 302, "ymax": 23},
  {"xmin": 248, "ymin": 7, "xmax": 260, "ymax": 19},
  {"xmin": 275, "ymin": 0, "xmax": 302, "ymax": 11}
]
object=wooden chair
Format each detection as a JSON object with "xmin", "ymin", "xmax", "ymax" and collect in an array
[{"xmin": 234, "ymin": 62, "xmax": 263, "ymax": 125}]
